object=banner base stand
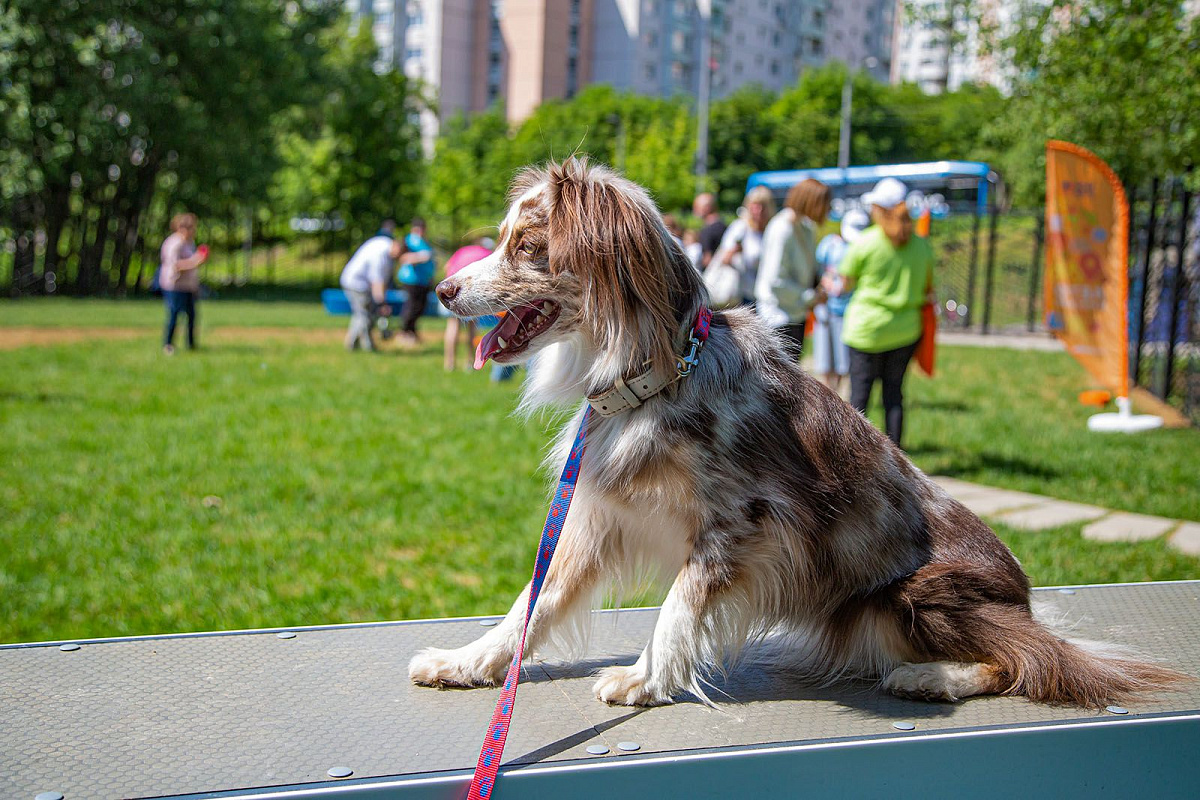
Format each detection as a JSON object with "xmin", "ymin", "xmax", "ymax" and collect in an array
[{"xmin": 1088, "ymin": 396, "xmax": 1163, "ymax": 433}]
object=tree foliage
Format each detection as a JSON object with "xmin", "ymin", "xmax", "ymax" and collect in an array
[
  {"xmin": 987, "ymin": 0, "xmax": 1199, "ymax": 205},
  {"xmin": 423, "ymin": 66, "xmax": 1003, "ymax": 239},
  {"xmin": 270, "ymin": 22, "xmax": 425, "ymax": 242},
  {"xmin": 0, "ymin": 0, "xmax": 424, "ymax": 294}
]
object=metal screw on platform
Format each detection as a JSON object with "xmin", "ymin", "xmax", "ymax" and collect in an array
[
  {"xmin": 276, "ymin": 632, "xmax": 296, "ymax": 639},
  {"xmin": 1105, "ymin": 705, "xmax": 1129, "ymax": 715},
  {"xmin": 479, "ymin": 619, "xmax": 499, "ymax": 627},
  {"xmin": 586, "ymin": 744, "xmax": 610, "ymax": 755},
  {"xmin": 892, "ymin": 721, "xmax": 916, "ymax": 731},
  {"xmin": 59, "ymin": 644, "xmax": 80, "ymax": 652},
  {"xmin": 327, "ymin": 767, "xmax": 353, "ymax": 778},
  {"xmin": 35, "ymin": 792, "xmax": 64, "ymax": 800},
  {"xmin": 616, "ymin": 741, "xmax": 640, "ymax": 752}
]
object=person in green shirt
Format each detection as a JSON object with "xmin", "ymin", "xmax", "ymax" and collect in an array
[{"xmin": 838, "ymin": 178, "xmax": 934, "ymax": 447}]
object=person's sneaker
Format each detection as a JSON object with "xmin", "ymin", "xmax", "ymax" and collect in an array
[{"xmin": 163, "ymin": 344, "xmax": 175, "ymax": 356}]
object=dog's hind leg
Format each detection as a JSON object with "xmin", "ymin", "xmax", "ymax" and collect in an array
[
  {"xmin": 594, "ymin": 559, "xmax": 746, "ymax": 706},
  {"xmin": 882, "ymin": 661, "xmax": 1004, "ymax": 702},
  {"xmin": 409, "ymin": 512, "xmax": 607, "ymax": 688}
]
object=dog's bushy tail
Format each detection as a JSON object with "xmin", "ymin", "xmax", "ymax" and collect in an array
[{"xmin": 987, "ymin": 608, "xmax": 1187, "ymax": 706}]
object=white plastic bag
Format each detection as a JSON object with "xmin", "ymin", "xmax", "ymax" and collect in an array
[{"xmin": 703, "ymin": 260, "xmax": 741, "ymax": 308}]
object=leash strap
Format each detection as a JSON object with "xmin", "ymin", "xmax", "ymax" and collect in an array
[
  {"xmin": 466, "ymin": 407, "xmax": 592, "ymax": 800},
  {"xmin": 466, "ymin": 307, "xmax": 711, "ymax": 799}
]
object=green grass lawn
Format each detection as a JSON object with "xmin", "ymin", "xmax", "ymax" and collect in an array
[{"xmin": 2, "ymin": 298, "xmax": 1197, "ymax": 644}]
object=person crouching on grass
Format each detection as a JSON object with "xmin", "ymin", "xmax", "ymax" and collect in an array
[
  {"xmin": 838, "ymin": 178, "xmax": 935, "ymax": 448},
  {"xmin": 340, "ymin": 232, "xmax": 406, "ymax": 352},
  {"xmin": 160, "ymin": 213, "xmax": 209, "ymax": 355}
]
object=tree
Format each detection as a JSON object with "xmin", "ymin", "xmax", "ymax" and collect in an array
[
  {"xmin": 707, "ymin": 85, "xmax": 778, "ymax": 209},
  {"xmin": 1, "ymin": 0, "xmax": 343, "ymax": 294},
  {"xmin": 989, "ymin": 0, "xmax": 1200, "ymax": 205},
  {"xmin": 271, "ymin": 22, "xmax": 425, "ymax": 244}
]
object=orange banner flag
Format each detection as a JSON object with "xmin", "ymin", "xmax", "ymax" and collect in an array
[{"xmin": 1044, "ymin": 141, "xmax": 1130, "ymax": 397}]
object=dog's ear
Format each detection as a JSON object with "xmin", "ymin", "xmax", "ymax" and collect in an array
[{"xmin": 547, "ymin": 158, "xmax": 681, "ymax": 369}]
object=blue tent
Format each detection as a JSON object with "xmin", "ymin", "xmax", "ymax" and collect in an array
[{"xmin": 746, "ymin": 161, "xmax": 997, "ymax": 216}]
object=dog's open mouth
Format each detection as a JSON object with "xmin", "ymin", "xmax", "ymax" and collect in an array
[{"xmin": 475, "ymin": 300, "xmax": 560, "ymax": 368}]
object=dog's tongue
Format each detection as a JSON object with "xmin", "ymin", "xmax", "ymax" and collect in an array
[
  {"xmin": 474, "ymin": 311, "xmax": 518, "ymax": 369},
  {"xmin": 474, "ymin": 325, "xmax": 502, "ymax": 370}
]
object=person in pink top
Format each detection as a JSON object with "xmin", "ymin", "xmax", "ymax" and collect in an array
[
  {"xmin": 159, "ymin": 213, "xmax": 208, "ymax": 354},
  {"xmin": 442, "ymin": 241, "xmax": 493, "ymax": 371}
]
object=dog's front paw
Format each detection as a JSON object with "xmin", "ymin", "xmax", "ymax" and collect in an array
[
  {"xmin": 593, "ymin": 665, "xmax": 672, "ymax": 706},
  {"xmin": 408, "ymin": 646, "xmax": 509, "ymax": 688}
]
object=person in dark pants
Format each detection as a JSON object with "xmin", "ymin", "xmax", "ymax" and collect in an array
[
  {"xmin": 692, "ymin": 192, "xmax": 727, "ymax": 271},
  {"xmin": 838, "ymin": 178, "xmax": 934, "ymax": 447},
  {"xmin": 847, "ymin": 338, "xmax": 922, "ymax": 444},
  {"xmin": 159, "ymin": 213, "xmax": 208, "ymax": 354},
  {"xmin": 396, "ymin": 217, "xmax": 435, "ymax": 348}
]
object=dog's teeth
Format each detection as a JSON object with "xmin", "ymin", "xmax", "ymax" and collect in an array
[
  {"xmin": 497, "ymin": 336, "xmax": 507, "ymax": 348},
  {"xmin": 537, "ymin": 313, "xmax": 548, "ymax": 323}
]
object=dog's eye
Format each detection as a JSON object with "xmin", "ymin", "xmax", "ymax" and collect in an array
[{"xmin": 519, "ymin": 242, "xmax": 539, "ymax": 256}]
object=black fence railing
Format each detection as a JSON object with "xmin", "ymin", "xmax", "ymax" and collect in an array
[{"xmin": 1130, "ymin": 173, "xmax": 1198, "ymax": 424}]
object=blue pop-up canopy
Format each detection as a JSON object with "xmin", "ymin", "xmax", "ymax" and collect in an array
[{"xmin": 746, "ymin": 161, "xmax": 996, "ymax": 216}]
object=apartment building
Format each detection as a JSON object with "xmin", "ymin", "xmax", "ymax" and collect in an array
[
  {"xmin": 349, "ymin": 0, "xmax": 900, "ymax": 140},
  {"xmin": 823, "ymin": 0, "xmax": 894, "ymax": 81},
  {"xmin": 890, "ymin": 0, "xmax": 1012, "ymax": 93}
]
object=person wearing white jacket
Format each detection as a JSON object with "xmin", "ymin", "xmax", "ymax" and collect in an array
[{"xmin": 755, "ymin": 178, "xmax": 831, "ymax": 354}]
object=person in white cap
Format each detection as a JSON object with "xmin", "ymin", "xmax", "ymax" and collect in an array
[
  {"xmin": 812, "ymin": 207, "xmax": 870, "ymax": 394},
  {"xmin": 838, "ymin": 178, "xmax": 934, "ymax": 447}
]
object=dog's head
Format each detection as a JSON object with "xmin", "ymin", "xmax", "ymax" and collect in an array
[{"xmin": 437, "ymin": 158, "xmax": 703, "ymax": 375}]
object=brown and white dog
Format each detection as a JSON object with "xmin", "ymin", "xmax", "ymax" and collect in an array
[{"xmin": 410, "ymin": 158, "xmax": 1180, "ymax": 707}]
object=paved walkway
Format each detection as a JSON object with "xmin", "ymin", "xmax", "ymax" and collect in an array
[
  {"xmin": 937, "ymin": 330, "xmax": 1065, "ymax": 351},
  {"xmin": 929, "ymin": 476, "xmax": 1200, "ymax": 557}
]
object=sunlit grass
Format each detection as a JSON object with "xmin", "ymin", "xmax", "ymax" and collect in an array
[{"xmin": 1, "ymin": 298, "xmax": 1196, "ymax": 644}]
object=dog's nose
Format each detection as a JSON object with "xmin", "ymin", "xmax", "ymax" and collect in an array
[{"xmin": 436, "ymin": 279, "xmax": 459, "ymax": 305}]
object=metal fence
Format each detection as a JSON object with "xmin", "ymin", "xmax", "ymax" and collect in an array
[
  {"xmin": 925, "ymin": 208, "xmax": 1043, "ymax": 334},
  {"xmin": 1130, "ymin": 175, "xmax": 1199, "ymax": 424}
]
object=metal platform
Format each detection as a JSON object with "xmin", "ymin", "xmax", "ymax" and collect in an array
[{"xmin": 4, "ymin": 581, "xmax": 1199, "ymax": 799}]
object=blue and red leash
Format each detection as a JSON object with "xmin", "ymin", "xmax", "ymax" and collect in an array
[{"xmin": 465, "ymin": 307, "xmax": 712, "ymax": 800}]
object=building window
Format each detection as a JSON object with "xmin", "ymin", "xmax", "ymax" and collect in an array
[
  {"xmin": 644, "ymin": 62, "xmax": 657, "ymax": 80},
  {"xmin": 770, "ymin": 60, "xmax": 779, "ymax": 76}
]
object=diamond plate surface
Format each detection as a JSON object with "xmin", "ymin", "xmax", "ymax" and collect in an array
[{"xmin": 2, "ymin": 582, "xmax": 1198, "ymax": 799}]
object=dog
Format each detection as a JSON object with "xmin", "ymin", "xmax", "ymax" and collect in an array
[{"xmin": 410, "ymin": 157, "xmax": 1181, "ymax": 707}]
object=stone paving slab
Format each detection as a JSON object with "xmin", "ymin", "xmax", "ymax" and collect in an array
[
  {"xmin": 954, "ymin": 488, "xmax": 1047, "ymax": 517},
  {"xmin": 932, "ymin": 475, "xmax": 1197, "ymax": 557},
  {"xmin": 1170, "ymin": 522, "xmax": 1200, "ymax": 556},
  {"xmin": 1083, "ymin": 512, "xmax": 1180, "ymax": 543},
  {"xmin": 928, "ymin": 476, "xmax": 998, "ymax": 499},
  {"xmin": 991, "ymin": 500, "xmax": 1110, "ymax": 530}
]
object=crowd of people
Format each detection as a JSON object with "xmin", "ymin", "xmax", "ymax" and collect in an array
[
  {"xmin": 155, "ymin": 175, "xmax": 933, "ymax": 447},
  {"xmin": 687, "ymin": 176, "xmax": 934, "ymax": 448}
]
